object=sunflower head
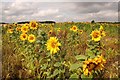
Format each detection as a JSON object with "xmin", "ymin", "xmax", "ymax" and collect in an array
[
  {"xmin": 21, "ymin": 24, "xmax": 29, "ymax": 33},
  {"xmin": 83, "ymin": 56, "xmax": 106, "ymax": 76},
  {"xmin": 16, "ymin": 27, "xmax": 21, "ymax": 31},
  {"xmin": 29, "ymin": 20, "xmax": 38, "ymax": 30},
  {"xmin": 94, "ymin": 55, "xmax": 106, "ymax": 70},
  {"xmin": 20, "ymin": 33, "xmax": 28, "ymax": 41},
  {"xmin": 90, "ymin": 30, "xmax": 101, "ymax": 41},
  {"xmin": 99, "ymin": 25, "xmax": 104, "ymax": 31},
  {"xmin": 46, "ymin": 37, "xmax": 61, "ymax": 55},
  {"xmin": 99, "ymin": 25, "xmax": 106, "ymax": 37},
  {"xmin": 70, "ymin": 26, "xmax": 78, "ymax": 32},
  {"xmin": 79, "ymin": 30, "xmax": 83, "ymax": 34},
  {"xmin": 7, "ymin": 29, "xmax": 14, "ymax": 34},
  {"xmin": 48, "ymin": 30, "xmax": 53, "ymax": 36},
  {"xmin": 28, "ymin": 34, "xmax": 36, "ymax": 43},
  {"xmin": 83, "ymin": 59, "xmax": 95, "ymax": 76},
  {"xmin": 100, "ymin": 30, "xmax": 106, "ymax": 37}
]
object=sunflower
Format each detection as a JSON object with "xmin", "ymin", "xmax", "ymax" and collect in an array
[
  {"xmin": 28, "ymin": 34, "xmax": 36, "ymax": 43},
  {"xmin": 7, "ymin": 29, "xmax": 14, "ymax": 34},
  {"xmin": 46, "ymin": 37, "xmax": 61, "ymax": 55},
  {"xmin": 21, "ymin": 24, "xmax": 29, "ymax": 33},
  {"xmin": 16, "ymin": 27, "xmax": 21, "ymax": 31},
  {"xmin": 100, "ymin": 31, "xmax": 106, "ymax": 37},
  {"xmin": 94, "ymin": 55, "xmax": 106, "ymax": 70},
  {"xmin": 99, "ymin": 25, "xmax": 104, "ymax": 31},
  {"xmin": 79, "ymin": 30, "xmax": 83, "ymax": 34},
  {"xmin": 48, "ymin": 30, "xmax": 53, "ymax": 37},
  {"xmin": 29, "ymin": 21, "xmax": 38, "ymax": 30},
  {"xmin": 83, "ymin": 56, "xmax": 106, "ymax": 76},
  {"xmin": 20, "ymin": 33, "xmax": 28, "ymax": 41},
  {"xmin": 83, "ymin": 59, "xmax": 95, "ymax": 76},
  {"xmin": 70, "ymin": 26, "xmax": 78, "ymax": 32},
  {"xmin": 90, "ymin": 30, "xmax": 101, "ymax": 42},
  {"xmin": 99, "ymin": 26, "xmax": 106, "ymax": 37}
]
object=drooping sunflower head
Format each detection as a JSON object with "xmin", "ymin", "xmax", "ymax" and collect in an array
[
  {"xmin": 94, "ymin": 55, "xmax": 106, "ymax": 70},
  {"xmin": 28, "ymin": 34, "xmax": 36, "ymax": 43},
  {"xmin": 20, "ymin": 33, "xmax": 28, "ymax": 41},
  {"xmin": 90, "ymin": 30, "xmax": 101, "ymax": 42},
  {"xmin": 70, "ymin": 26, "xmax": 78, "ymax": 32},
  {"xmin": 29, "ymin": 20, "xmax": 38, "ymax": 30},
  {"xmin": 83, "ymin": 56, "xmax": 106, "ymax": 76},
  {"xmin": 46, "ymin": 37, "xmax": 61, "ymax": 55},
  {"xmin": 21, "ymin": 24, "xmax": 29, "ymax": 33},
  {"xmin": 83, "ymin": 59, "xmax": 95, "ymax": 76}
]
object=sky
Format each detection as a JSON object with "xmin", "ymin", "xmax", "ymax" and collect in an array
[{"xmin": 0, "ymin": 0, "xmax": 119, "ymax": 23}]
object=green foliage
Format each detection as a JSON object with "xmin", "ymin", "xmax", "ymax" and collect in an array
[{"xmin": 2, "ymin": 22, "xmax": 119, "ymax": 79}]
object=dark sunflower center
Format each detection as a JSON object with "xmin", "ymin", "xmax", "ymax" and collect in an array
[
  {"xmin": 31, "ymin": 23, "xmax": 36, "ymax": 27},
  {"xmin": 51, "ymin": 42, "xmax": 56, "ymax": 48},
  {"xmin": 23, "ymin": 35, "xmax": 26, "ymax": 38},
  {"xmin": 30, "ymin": 36, "xmax": 34, "ymax": 40},
  {"xmin": 73, "ymin": 27, "xmax": 76, "ymax": 30},
  {"xmin": 93, "ymin": 32, "xmax": 99, "ymax": 38},
  {"xmin": 87, "ymin": 62, "xmax": 96, "ymax": 71},
  {"xmin": 23, "ymin": 28, "xmax": 27, "ymax": 31}
]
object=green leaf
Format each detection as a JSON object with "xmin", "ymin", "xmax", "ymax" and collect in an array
[
  {"xmin": 59, "ymin": 69, "xmax": 65, "ymax": 73},
  {"xmin": 43, "ymin": 71, "xmax": 50, "ymax": 76},
  {"xmin": 47, "ymin": 69, "xmax": 59, "ymax": 78},
  {"xmin": 96, "ymin": 50, "xmax": 102, "ymax": 55},
  {"xmin": 54, "ymin": 69, "xmax": 59, "ymax": 75},
  {"xmin": 75, "ymin": 55, "xmax": 88, "ymax": 61},
  {"xmin": 54, "ymin": 62, "xmax": 61, "ymax": 67},
  {"xmin": 70, "ymin": 63, "xmax": 81, "ymax": 71},
  {"xmin": 70, "ymin": 73, "xmax": 79, "ymax": 78},
  {"xmin": 41, "ymin": 64, "xmax": 47, "ymax": 70},
  {"xmin": 86, "ymin": 49, "xmax": 95, "ymax": 58},
  {"xmin": 81, "ymin": 74, "xmax": 93, "ymax": 80}
]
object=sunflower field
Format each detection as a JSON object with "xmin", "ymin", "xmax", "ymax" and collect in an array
[{"xmin": 2, "ymin": 21, "xmax": 119, "ymax": 79}]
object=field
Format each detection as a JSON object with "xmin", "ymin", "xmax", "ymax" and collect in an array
[{"xmin": 2, "ymin": 21, "xmax": 119, "ymax": 79}]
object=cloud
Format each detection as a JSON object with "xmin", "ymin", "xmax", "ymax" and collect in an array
[
  {"xmin": 32, "ymin": 9, "xmax": 59, "ymax": 17},
  {"xmin": 1, "ymin": 0, "xmax": 119, "ymax": 2},
  {"xmin": 1, "ymin": 2, "xmax": 118, "ymax": 22}
]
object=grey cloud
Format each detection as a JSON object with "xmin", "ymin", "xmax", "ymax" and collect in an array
[
  {"xmin": 73, "ymin": 2, "xmax": 118, "ymax": 14},
  {"xmin": 1, "ymin": 2, "xmax": 118, "ymax": 22}
]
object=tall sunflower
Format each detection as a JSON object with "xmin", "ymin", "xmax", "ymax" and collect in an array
[
  {"xmin": 29, "ymin": 21, "xmax": 38, "ymax": 30},
  {"xmin": 90, "ymin": 30, "xmax": 101, "ymax": 41},
  {"xmin": 21, "ymin": 24, "xmax": 29, "ymax": 33},
  {"xmin": 28, "ymin": 34, "xmax": 36, "ymax": 43},
  {"xmin": 20, "ymin": 33, "xmax": 28, "ymax": 41},
  {"xmin": 46, "ymin": 37, "xmax": 61, "ymax": 55}
]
